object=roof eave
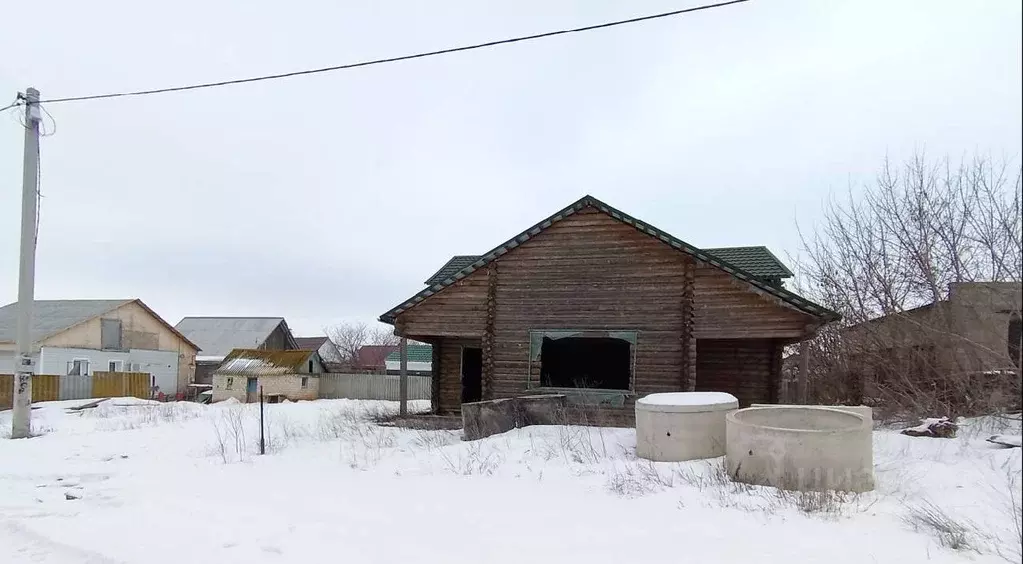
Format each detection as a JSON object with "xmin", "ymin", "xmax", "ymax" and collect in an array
[{"xmin": 379, "ymin": 195, "xmax": 840, "ymax": 324}]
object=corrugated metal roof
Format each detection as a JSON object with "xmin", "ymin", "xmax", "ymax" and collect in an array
[
  {"xmin": 215, "ymin": 349, "xmax": 319, "ymax": 376},
  {"xmin": 0, "ymin": 299, "xmax": 132, "ymax": 344},
  {"xmin": 385, "ymin": 344, "xmax": 433, "ymax": 363},
  {"xmin": 174, "ymin": 317, "xmax": 287, "ymax": 356},
  {"xmin": 703, "ymin": 246, "xmax": 794, "ymax": 279}
]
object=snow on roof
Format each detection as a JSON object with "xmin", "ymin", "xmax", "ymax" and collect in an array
[{"xmin": 174, "ymin": 317, "xmax": 287, "ymax": 356}]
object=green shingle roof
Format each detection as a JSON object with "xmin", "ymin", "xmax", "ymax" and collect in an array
[
  {"xmin": 427, "ymin": 247, "xmax": 792, "ymax": 287},
  {"xmin": 703, "ymin": 246, "xmax": 793, "ymax": 279},
  {"xmin": 380, "ymin": 195, "xmax": 838, "ymax": 324},
  {"xmin": 385, "ymin": 344, "xmax": 433, "ymax": 363},
  {"xmin": 425, "ymin": 256, "xmax": 482, "ymax": 286}
]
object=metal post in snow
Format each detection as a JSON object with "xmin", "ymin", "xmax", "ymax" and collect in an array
[
  {"xmin": 259, "ymin": 385, "xmax": 265, "ymax": 455},
  {"xmin": 399, "ymin": 337, "xmax": 408, "ymax": 416},
  {"xmin": 11, "ymin": 88, "xmax": 42, "ymax": 440},
  {"xmin": 798, "ymin": 340, "xmax": 810, "ymax": 404}
]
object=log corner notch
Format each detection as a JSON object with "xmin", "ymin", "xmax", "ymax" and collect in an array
[
  {"xmin": 681, "ymin": 258, "xmax": 697, "ymax": 391},
  {"xmin": 481, "ymin": 263, "xmax": 498, "ymax": 400}
]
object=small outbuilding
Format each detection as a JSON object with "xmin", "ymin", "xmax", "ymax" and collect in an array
[{"xmin": 211, "ymin": 349, "xmax": 325, "ymax": 403}]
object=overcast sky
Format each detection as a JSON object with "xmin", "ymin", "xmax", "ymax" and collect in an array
[{"xmin": 1, "ymin": 0, "xmax": 1021, "ymax": 337}]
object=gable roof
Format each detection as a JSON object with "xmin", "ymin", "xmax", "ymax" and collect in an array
[
  {"xmin": 379, "ymin": 195, "xmax": 839, "ymax": 324},
  {"xmin": 355, "ymin": 344, "xmax": 399, "ymax": 369},
  {"xmin": 215, "ymin": 348, "xmax": 321, "ymax": 376},
  {"xmin": 385, "ymin": 344, "xmax": 433, "ymax": 364},
  {"xmin": 0, "ymin": 299, "xmax": 199, "ymax": 350},
  {"xmin": 702, "ymin": 246, "xmax": 794, "ymax": 279},
  {"xmin": 294, "ymin": 336, "xmax": 329, "ymax": 351},
  {"xmin": 426, "ymin": 246, "xmax": 793, "ymax": 288},
  {"xmin": 174, "ymin": 317, "xmax": 295, "ymax": 356},
  {"xmin": 424, "ymin": 256, "xmax": 482, "ymax": 286}
]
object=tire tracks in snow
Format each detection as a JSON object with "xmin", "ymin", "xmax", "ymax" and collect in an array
[{"xmin": 2, "ymin": 519, "xmax": 125, "ymax": 564}]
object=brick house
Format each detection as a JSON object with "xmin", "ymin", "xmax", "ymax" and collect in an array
[{"xmin": 842, "ymin": 282, "xmax": 1022, "ymax": 405}]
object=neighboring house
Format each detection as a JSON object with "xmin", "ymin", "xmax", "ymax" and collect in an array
[
  {"xmin": 175, "ymin": 317, "xmax": 298, "ymax": 385},
  {"xmin": 0, "ymin": 299, "xmax": 199, "ymax": 396},
  {"xmin": 385, "ymin": 344, "xmax": 432, "ymax": 376},
  {"xmin": 842, "ymin": 281, "xmax": 1022, "ymax": 396},
  {"xmin": 294, "ymin": 336, "xmax": 343, "ymax": 364},
  {"xmin": 379, "ymin": 195, "xmax": 838, "ymax": 419},
  {"xmin": 211, "ymin": 349, "xmax": 325, "ymax": 403},
  {"xmin": 351, "ymin": 345, "xmax": 398, "ymax": 373}
]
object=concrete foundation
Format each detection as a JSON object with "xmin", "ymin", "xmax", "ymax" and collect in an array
[
  {"xmin": 461, "ymin": 394, "xmax": 567, "ymax": 441},
  {"xmin": 636, "ymin": 392, "xmax": 739, "ymax": 462},
  {"xmin": 726, "ymin": 406, "xmax": 874, "ymax": 492}
]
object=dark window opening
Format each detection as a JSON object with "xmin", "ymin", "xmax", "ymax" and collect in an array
[
  {"xmin": 1009, "ymin": 313, "xmax": 1022, "ymax": 369},
  {"xmin": 461, "ymin": 347, "xmax": 483, "ymax": 403},
  {"xmin": 539, "ymin": 337, "xmax": 631, "ymax": 390}
]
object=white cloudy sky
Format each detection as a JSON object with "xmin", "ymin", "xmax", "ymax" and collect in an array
[{"xmin": 1, "ymin": 0, "xmax": 1020, "ymax": 336}]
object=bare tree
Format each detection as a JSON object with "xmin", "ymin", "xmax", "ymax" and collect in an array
[
  {"xmin": 795, "ymin": 152, "xmax": 1022, "ymax": 418},
  {"xmin": 325, "ymin": 321, "xmax": 401, "ymax": 366},
  {"xmin": 369, "ymin": 326, "xmax": 400, "ymax": 348}
]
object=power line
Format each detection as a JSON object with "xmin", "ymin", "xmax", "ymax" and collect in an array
[
  {"xmin": 1, "ymin": 97, "xmax": 23, "ymax": 113},
  {"xmin": 38, "ymin": 0, "xmax": 749, "ymax": 105}
]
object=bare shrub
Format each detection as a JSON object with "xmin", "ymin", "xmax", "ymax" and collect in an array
[
  {"xmin": 91, "ymin": 403, "xmax": 205, "ymax": 430},
  {"xmin": 992, "ymin": 462, "xmax": 1023, "ymax": 564},
  {"xmin": 411, "ymin": 429, "xmax": 460, "ymax": 451},
  {"xmin": 209, "ymin": 405, "xmax": 249, "ymax": 463},
  {"xmin": 773, "ymin": 488, "xmax": 851, "ymax": 517},
  {"xmin": 796, "ymin": 152, "xmax": 1022, "ymax": 419},
  {"xmin": 439, "ymin": 441, "xmax": 502, "ymax": 476},
  {"xmin": 903, "ymin": 500, "xmax": 985, "ymax": 553},
  {"xmin": 605, "ymin": 461, "xmax": 677, "ymax": 497}
]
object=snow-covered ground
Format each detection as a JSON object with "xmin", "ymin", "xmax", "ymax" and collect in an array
[{"xmin": 1, "ymin": 399, "xmax": 1020, "ymax": 564}]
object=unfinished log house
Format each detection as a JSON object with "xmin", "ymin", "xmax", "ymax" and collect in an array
[{"xmin": 379, "ymin": 196, "xmax": 839, "ymax": 423}]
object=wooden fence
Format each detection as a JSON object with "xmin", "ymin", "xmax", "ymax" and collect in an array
[
  {"xmin": 1, "ymin": 372, "xmax": 151, "ymax": 410},
  {"xmin": 91, "ymin": 372, "xmax": 151, "ymax": 399},
  {"xmin": 0, "ymin": 374, "xmax": 60, "ymax": 409},
  {"xmin": 318, "ymin": 373, "xmax": 432, "ymax": 401}
]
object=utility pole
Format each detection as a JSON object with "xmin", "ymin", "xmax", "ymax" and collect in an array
[
  {"xmin": 11, "ymin": 87, "xmax": 41, "ymax": 439},
  {"xmin": 399, "ymin": 337, "xmax": 408, "ymax": 416}
]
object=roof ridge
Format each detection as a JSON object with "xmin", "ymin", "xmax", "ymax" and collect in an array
[
  {"xmin": 380, "ymin": 195, "xmax": 836, "ymax": 323},
  {"xmin": 178, "ymin": 316, "xmax": 285, "ymax": 319}
]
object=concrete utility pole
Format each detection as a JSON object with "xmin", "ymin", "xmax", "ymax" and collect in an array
[
  {"xmin": 399, "ymin": 337, "xmax": 408, "ymax": 416},
  {"xmin": 11, "ymin": 87, "xmax": 42, "ymax": 439}
]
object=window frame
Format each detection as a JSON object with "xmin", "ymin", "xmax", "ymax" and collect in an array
[
  {"xmin": 301, "ymin": 376, "xmax": 309, "ymax": 389},
  {"xmin": 226, "ymin": 377, "xmax": 234, "ymax": 390},
  {"xmin": 67, "ymin": 358, "xmax": 90, "ymax": 376},
  {"xmin": 108, "ymin": 360, "xmax": 123, "ymax": 372},
  {"xmin": 526, "ymin": 329, "xmax": 638, "ymax": 394}
]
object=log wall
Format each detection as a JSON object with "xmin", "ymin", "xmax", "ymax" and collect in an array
[{"xmin": 396, "ymin": 205, "xmax": 818, "ymax": 416}]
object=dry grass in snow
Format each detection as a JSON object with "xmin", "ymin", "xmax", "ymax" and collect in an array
[{"xmin": 0, "ymin": 399, "xmax": 1020, "ymax": 564}]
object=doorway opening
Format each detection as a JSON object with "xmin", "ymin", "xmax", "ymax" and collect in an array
[{"xmin": 461, "ymin": 347, "xmax": 483, "ymax": 403}]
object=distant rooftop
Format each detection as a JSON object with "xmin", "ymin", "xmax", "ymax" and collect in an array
[{"xmin": 175, "ymin": 317, "xmax": 289, "ymax": 357}]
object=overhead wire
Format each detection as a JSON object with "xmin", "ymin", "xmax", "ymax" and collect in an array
[
  {"xmin": 0, "ymin": 97, "xmax": 23, "ymax": 113},
  {"xmin": 36, "ymin": 0, "xmax": 749, "ymax": 105}
]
